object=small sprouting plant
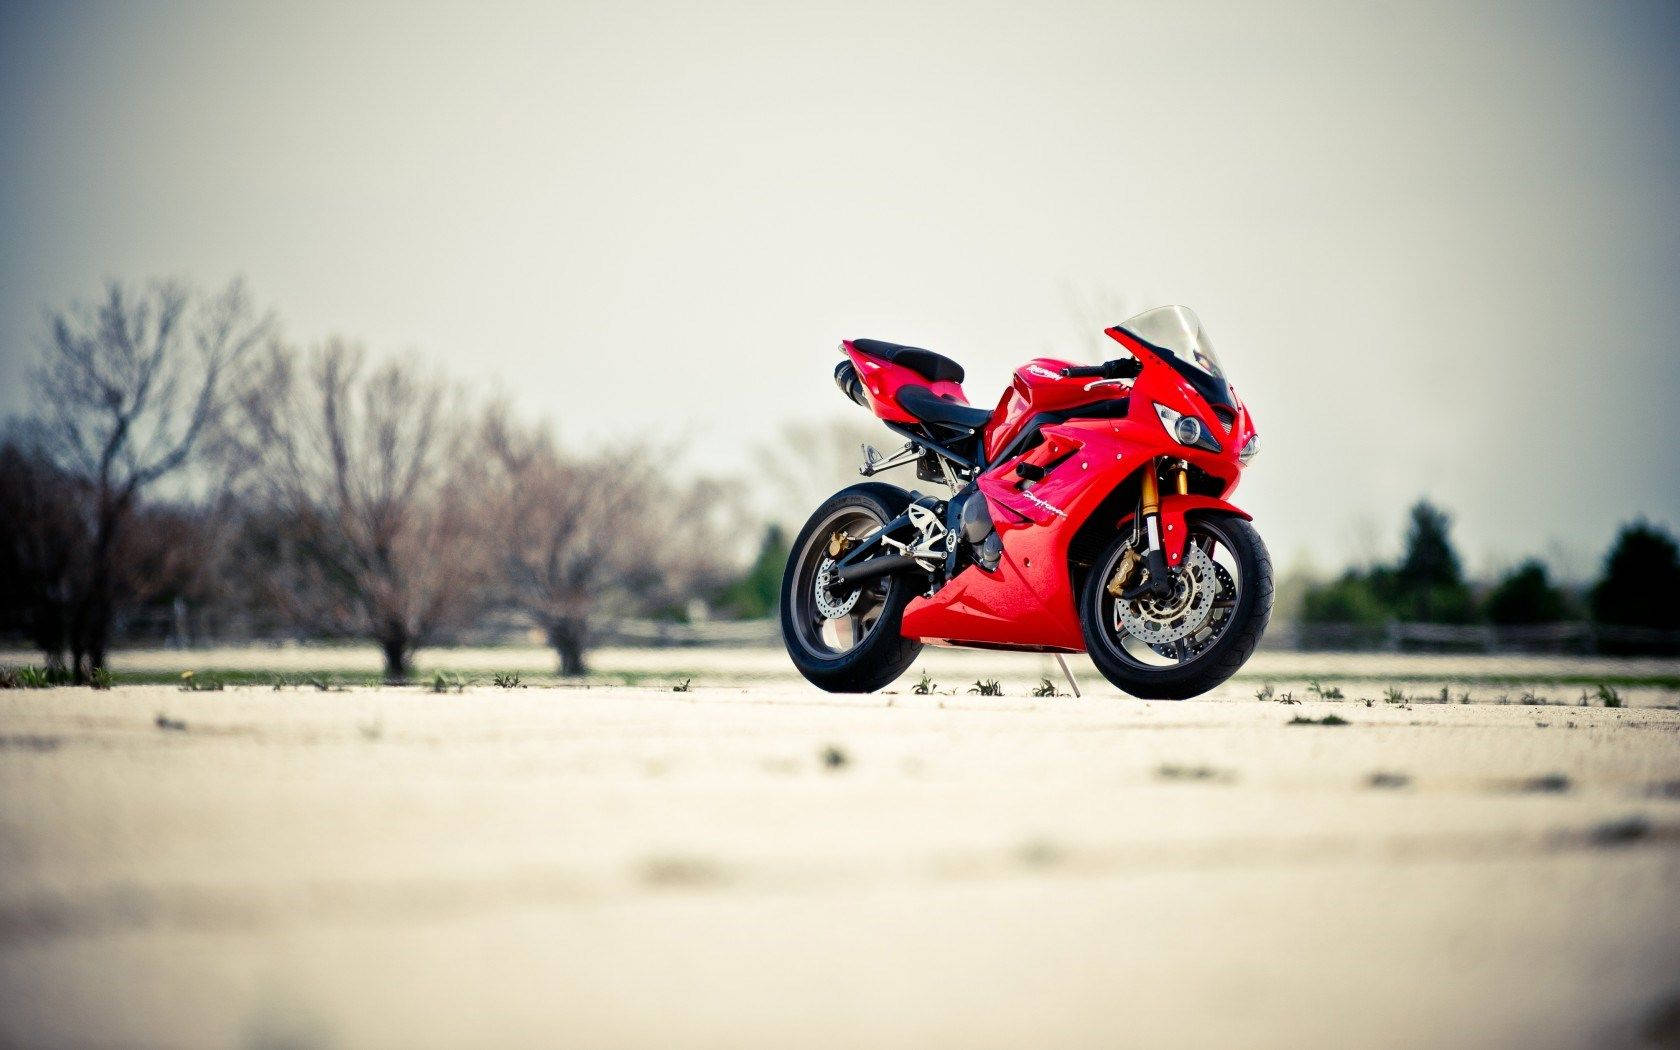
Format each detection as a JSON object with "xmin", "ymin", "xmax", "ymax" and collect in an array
[
  {"xmin": 1254, "ymin": 682, "xmax": 1275, "ymax": 702},
  {"xmin": 1031, "ymin": 678, "xmax": 1067, "ymax": 698},
  {"xmin": 0, "ymin": 666, "xmax": 55, "ymax": 689},
  {"xmin": 1383, "ymin": 687, "xmax": 1408, "ymax": 705},
  {"xmin": 1458, "ymin": 691, "xmax": 1473, "ymax": 704},
  {"xmin": 1157, "ymin": 764, "xmax": 1232, "ymax": 783},
  {"xmin": 1276, "ymin": 691, "xmax": 1298, "ymax": 705},
  {"xmin": 430, "ymin": 672, "xmax": 466, "ymax": 694},
  {"xmin": 1519, "ymin": 690, "xmax": 1546, "ymax": 706},
  {"xmin": 672, "ymin": 678, "xmax": 692, "ymax": 693},
  {"xmin": 89, "ymin": 667, "xmax": 112, "ymax": 690},
  {"xmin": 178, "ymin": 671, "xmax": 225, "ymax": 692},
  {"xmin": 492, "ymin": 671, "xmax": 522, "ymax": 689},
  {"xmin": 1306, "ymin": 679, "xmax": 1344, "ymax": 700},
  {"xmin": 969, "ymin": 678, "xmax": 1003, "ymax": 696},
  {"xmin": 307, "ymin": 675, "xmax": 348, "ymax": 693},
  {"xmin": 911, "ymin": 672, "xmax": 936, "ymax": 696},
  {"xmin": 1595, "ymin": 683, "xmax": 1623, "ymax": 708},
  {"xmin": 1288, "ymin": 713, "xmax": 1349, "ymax": 726}
]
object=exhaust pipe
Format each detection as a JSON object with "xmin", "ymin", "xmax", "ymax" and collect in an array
[
  {"xmin": 834, "ymin": 555, "xmax": 922, "ymax": 588},
  {"xmin": 833, "ymin": 359, "xmax": 869, "ymax": 408}
]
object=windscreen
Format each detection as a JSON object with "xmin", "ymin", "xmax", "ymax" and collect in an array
[{"xmin": 1118, "ymin": 305, "xmax": 1224, "ymax": 380}]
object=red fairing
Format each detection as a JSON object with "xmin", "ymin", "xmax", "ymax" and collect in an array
[{"xmin": 895, "ymin": 326, "xmax": 1257, "ymax": 652}]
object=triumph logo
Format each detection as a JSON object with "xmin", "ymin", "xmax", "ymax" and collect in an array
[{"xmin": 1025, "ymin": 364, "xmax": 1061, "ymax": 380}]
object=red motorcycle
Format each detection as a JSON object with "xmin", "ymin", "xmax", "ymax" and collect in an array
[{"xmin": 780, "ymin": 306, "xmax": 1271, "ymax": 699}]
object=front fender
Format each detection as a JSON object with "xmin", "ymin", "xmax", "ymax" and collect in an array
[{"xmin": 1158, "ymin": 494, "xmax": 1251, "ymax": 567}]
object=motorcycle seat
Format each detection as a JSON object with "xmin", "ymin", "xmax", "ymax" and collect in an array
[
  {"xmin": 850, "ymin": 339, "xmax": 965, "ymax": 384},
  {"xmin": 895, "ymin": 384, "xmax": 993, "ymax": 430}
]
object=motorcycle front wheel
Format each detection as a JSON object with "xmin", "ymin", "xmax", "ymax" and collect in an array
[
  {"xmin": 1080, "ymin": 514, "xmax": 1273, "ymax": 699},
  {"xmin": 779, "ymin": 483, "xmax": 924, "ymax": 693}
]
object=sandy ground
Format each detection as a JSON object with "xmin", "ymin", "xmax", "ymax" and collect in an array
[
  {"xmin": 2, "ymin": 658, "xmax": 1679, "ymax": 1048},
  {"xmin": 47, "ymin": 642, "xmax": 1680, "ymax": 691}
]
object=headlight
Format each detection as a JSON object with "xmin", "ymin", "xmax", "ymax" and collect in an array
[
  {"xmin": 1153, "ymin": 402, "xmax": 1221, "ymax": 453},
  {"xmin": 1239, "ymin": 433, "xmax": 1261, "ymax": 463}
]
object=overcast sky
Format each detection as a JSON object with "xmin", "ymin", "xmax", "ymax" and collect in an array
[{"xmin": 3, "ymin": 0, "xmax": 1677, "ymax": 581}]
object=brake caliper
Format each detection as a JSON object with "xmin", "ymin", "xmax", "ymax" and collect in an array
[
  {"xmin": 827, "ymin": 530, "xmax": 857, "ymax": 559},
  {"xmin": 1105, "ymin": 547, "xmax": 1143, "ymax": 599}
]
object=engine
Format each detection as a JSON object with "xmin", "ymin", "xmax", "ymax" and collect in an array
[{"xmin": 956, "ymin": 488, "xmax": 1003, "ymax": 573}]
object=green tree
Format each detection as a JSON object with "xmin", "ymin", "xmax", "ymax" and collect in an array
[
  {"xmin": 1382, "ymin": 500, "xmax": 1476, "ymax": 623},
  {"xmin": 1299, "ymin": 572, "xmax": 1388, "ymax": 625},
  {"xmin": 718, "ymin": 524, "xmax": 789, "ymax": 619},
  {"xmin": 1591, "ymin": 522, "xmax": 1680, "ymax": 635},
  {"xmin": 1484, "ymin": 560, "xmax": 1574, "ymax": 624}
]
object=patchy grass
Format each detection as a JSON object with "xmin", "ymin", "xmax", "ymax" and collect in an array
[
  {"xmin": 491, "ymin": 671, "xmax": 522, "ymax": 689},
  {"xmin": 430, "ymin": 672, "xmax": 468, "ymax": 694},
  {"xmin": 1015, "ymin": 839, "xmax": 1065, "ymax": 868},
  {"xmin": 1521, "ymin": 773, "xmax": 1572, "ymax": 793},
  {"xmin": 0, "ymin": 666, "xmax": 56, "ymax": 689},
  {"xmin": 911, "ymin": 671, "xmax": 937, "ymax": 696},
  {"xmin": 1596, "ymin": 683, "xmax": 1623, "ymax": 708},
  {"xmin": 671, "ymin": 678, "xmax": 692, "ymax": 693},
  {"xmin": 1588, "ymin": 815, "xmax": 1650, "ymax": 846},
  {"xmin": 1254, "ymin": 682, "xmax": 1275, "ymax": 702},
  {"xmin": 178, "ymin": 671, "xmax": 225, "ymax": 692},
  {"xmin": 1030, "ymin": 678, "xmax": 1068, "ymax": 698},
  {"xmin": 1156, "ymin": 764, "xmax": 1235, "ymax": 784},
  {"xmin": 637, "ymin": 855, "xmax": 728, "ymax": 888},
  {"xmin": 969, "ymin": 679, "xmax": 1004, "ymax": 697},
  {"xmin": 1288, "ymin": 714, "xmax": 1349, "ymax": 726},
  {"xmin": 1233, "ymin": 670, "xmax": 1680, "ymax": 689},
  {"xmin": 1306, "ymin": 679, "xmax": 1345, "ymax": 700}
]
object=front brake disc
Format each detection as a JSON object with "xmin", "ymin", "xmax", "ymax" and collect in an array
[{"xmin": 1114, "ymin": 542, "xmax": 1217, "ymax": 645}]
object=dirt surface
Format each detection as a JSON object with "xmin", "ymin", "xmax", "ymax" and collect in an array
[{"xmin": 3, "ymin": 659, "xmax": 1679, "ymax": 1048}]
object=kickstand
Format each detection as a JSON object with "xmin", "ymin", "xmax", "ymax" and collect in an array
[{"xmin": 1053, "ymin": 653, "xmax": 1082, "ymax": 698}]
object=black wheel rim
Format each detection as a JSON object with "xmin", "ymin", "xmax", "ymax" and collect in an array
[
  {"xmin": 1096, "ymin": 518, "xmax": 1244, "ymax": 670},
  {"xmin": 789, "ymin": 507, "xmax": 895, "ymax": 660}
]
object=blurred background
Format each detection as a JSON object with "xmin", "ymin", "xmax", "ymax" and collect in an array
[{"xmin": 3, "ymin": 0, "xmax": 1678, "ymax": 681}]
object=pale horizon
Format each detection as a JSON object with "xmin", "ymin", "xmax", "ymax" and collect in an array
[{"xmin": 4, "ymin": 0, "xmax": 1677, "ymax": 582}]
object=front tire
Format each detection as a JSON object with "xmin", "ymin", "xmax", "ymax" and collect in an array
[
  {"xmin": 1080, "ymin": 514, "xmax": 1273, "ymax": 699},
  {"xmin": 780, "ymin": 484, "xmax": 924, "ymax": 693}
]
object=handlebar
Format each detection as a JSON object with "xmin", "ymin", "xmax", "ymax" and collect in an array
[{"xmin": 1060, "ymin": 358, "xmax": 1141, "ymax": 380}]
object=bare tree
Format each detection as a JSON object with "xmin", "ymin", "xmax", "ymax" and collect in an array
[
  {"xmin": 755, "ymin": 417, "xmax": 917, "ymax": 531},
  {"xmin": 223, "ymin": 340, "xmax": 492, "ymax": 680},
  {"xmin": 483, "ymin": 412, "xmax": 735, "ymax": 675},
  {"xmin": 0, "ymin": 430, "xmax": 94, "ymax": 672},
  {"xmin": 25, "ymin": 279, "xmax": 270, "ymax": 680}
]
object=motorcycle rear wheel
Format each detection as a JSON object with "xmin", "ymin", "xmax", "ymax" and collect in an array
[
  {"xmin": 1080, "ymin": 514, "xmax": 1273, "ymax": 699},
  {"xmin": 780, "ymin": 483, "xmax": 925, "ymax": 693}
]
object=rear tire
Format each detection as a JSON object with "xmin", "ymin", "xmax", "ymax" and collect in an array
[
  {"xmin": 780, "ymin": 484, "xmax": 925, "ymax": 693},
  {"xmin": 1080, "ymin": 514, "xmax": 1272, "ymax": 699}
]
